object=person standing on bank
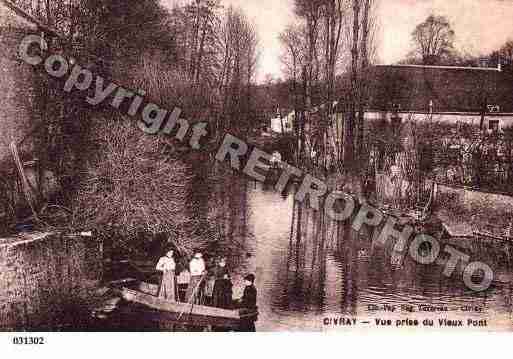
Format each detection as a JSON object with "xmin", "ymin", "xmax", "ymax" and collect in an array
[
  {"xmin": 238, "ymin": 274, "xmax": 258, "ymax": 332},
  {"xmin": 186, "ymin": 252, "xmax": 206, "ymax": 303},
  {"xmin": 156, "ymin": 249, "xmax": 176, "ymax": 301}
]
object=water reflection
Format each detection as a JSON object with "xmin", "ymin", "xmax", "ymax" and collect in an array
[{"xmin": 232, "ymin": 179, "xmax": 513, "ymax": 331}]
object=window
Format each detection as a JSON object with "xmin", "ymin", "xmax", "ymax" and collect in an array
[
  {"xmin": 489, "ymin": 120, "xmax": 500, "ymax": 132},
  {"xmin": 487, "ymin": 105, "xmax": 501, "ymax": 113}
]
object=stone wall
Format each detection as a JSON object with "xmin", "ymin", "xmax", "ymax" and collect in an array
[{"xmin": 0, "ymin": 232, "xmax": 102, "ymax": 331}]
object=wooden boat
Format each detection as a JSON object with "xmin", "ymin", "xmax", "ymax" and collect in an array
[
  {"xmin": 443, "ymin": 223, "xmax": 474, "ymax": 238},
  {"xmin": 114, "ymin": 282, "xmax": 258, "ymax": 329},
  {"xmin": 474, "ymin": 230, "xmax": 513, "ymax": 242}
]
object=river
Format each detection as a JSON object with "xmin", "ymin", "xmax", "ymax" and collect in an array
[
  {"xmin": 220, "ymin": 179, "xmax": 513, "ymax": 331},
  {"xmin": 93, "ymin": 176, "xmax": 513, "ymax": 332}
]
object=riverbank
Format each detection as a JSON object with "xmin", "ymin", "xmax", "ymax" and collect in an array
[{"xmin": 435, "ymin": 183, "xmax": 513, "ymax": 240}]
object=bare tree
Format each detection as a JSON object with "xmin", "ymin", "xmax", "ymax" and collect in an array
[
  {"xmin": 338, "ymin": 0, "xmax": 376, "ymax": 173},
  {"xmin": 314, "ymin": 0, "xmax": 348, "ymax": 173},
  {"xmin": 294, "ymin": 0, "xmax": 324, "ymax": 110},
  {"xmin": 280, "ymin": 0, "xmax": 376, "ymax": 172},
  {"xmin": 279, "ymin": 24, "xmax": 306, "ymax": 164},
  {"xmin": 217, "ymin": 6, "xmax": 259, "ymax": 135},
  {"xmin": 499, "ymin": 40, "xmax": 513, "ymax": 67},
  {"xmin": 279, "ymin": 25, "xmax": 305, "ymax": 85},
  {"xmin": 411, "ymin": 15, "xmax": 455, "ymax": 65},
  {"xmin": 355, "ymin": 0, "xmax": 375, "ymax": 156},
  {"xmin": 290, "ymin": 0, "xmax": 324, "ymax": 167},
  {"xmin": 342, "ymin": 0, "xmax": 361, "ymax": 168}
]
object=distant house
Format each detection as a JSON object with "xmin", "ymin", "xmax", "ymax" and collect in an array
[
  {"xmin": 270, "ymin": 111, "xmax": 294, "ymax": 134},
  {"xmin": 0, "ymin": 0, "xmax": 59, "ymax": 163},
  {"xmin": 327, "ymin": 63, "xmax": 513, "ymax": 143},
  {"xmin": 364, "ymin": 64, "xmax": 513, "ymax": 131}
]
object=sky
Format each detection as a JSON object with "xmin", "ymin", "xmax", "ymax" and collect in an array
[{"xmin": 162, "ymin": 0, "xmax": 513, "ymax": 83}]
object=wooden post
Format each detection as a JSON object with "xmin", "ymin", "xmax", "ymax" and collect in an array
[{"xmin": 10, "ymin": 142, "xmax": 38, "ymax": 219}]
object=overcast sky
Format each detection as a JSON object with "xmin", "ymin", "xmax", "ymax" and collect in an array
[{"xmin": 162, "ymin": 0, "xmax": 513, "ymax": 83}]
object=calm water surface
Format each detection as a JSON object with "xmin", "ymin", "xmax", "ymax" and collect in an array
[
  {"xmin": 227, "ymin": 181, "xmax": 513, "ymax": 331},
  {"xmin": 92, "ymin": 179, "xmax": 513, "ymax": 332}
]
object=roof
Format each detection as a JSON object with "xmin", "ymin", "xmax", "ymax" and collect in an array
[
  {"xmin": 381, "ymin": 64, "xmax": 501, "ymax": 72},
  {"xmin": 0, "ymin": 0, "xmax": 60, "ymax": 37},
  {"xmin": 367, "ymin": 64, "xmax": 513, "ymax": 113}
]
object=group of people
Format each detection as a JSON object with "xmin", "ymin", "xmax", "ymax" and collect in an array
[{"xmin": 155, "ymin": 249, "xmax": 258, "ymax": 331}]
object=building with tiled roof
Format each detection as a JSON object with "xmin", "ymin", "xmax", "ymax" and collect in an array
[{"xmin": 364, "ymin": 64, "xmax": 513, "ymax": 131}]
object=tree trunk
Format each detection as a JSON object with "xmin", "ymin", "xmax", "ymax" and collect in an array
[
  {"xmin": 356, "ymin": 0, "xmax": 371, "ymax": 162},
  {"xmin": 344, "ymin": 0, "xmax": 361, "ymax": 170}
]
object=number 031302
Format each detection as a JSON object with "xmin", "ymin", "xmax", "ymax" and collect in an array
[{"xmin": 12, "ymin": 336, "xmax": 45, "ymax": 345}]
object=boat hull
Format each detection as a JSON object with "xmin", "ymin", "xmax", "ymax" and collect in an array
[{"xmin": 117, "ymin": 282, "xmax": 257, "ymax": 329}]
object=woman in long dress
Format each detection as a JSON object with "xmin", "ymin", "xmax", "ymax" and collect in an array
[
  {"xmin": 212, "ymin": 257, "xmax": 232, "ymax": 308},
  {"xmin": 156, "ymin": 250, "xmax": 176, "ymax": 301},
  {"xmin": 176, "ymin": 261, "xmax": 191, "ymax": 302}
]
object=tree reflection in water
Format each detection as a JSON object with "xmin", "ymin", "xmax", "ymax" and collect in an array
[{"xmin": 209, "ymin": 175, "xmax": 513, "ymax": 331}]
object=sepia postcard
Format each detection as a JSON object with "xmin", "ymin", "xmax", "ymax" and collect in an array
[{"xmin": 1, "ymin": 0, "xmax": 513, "ymax": 345}]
